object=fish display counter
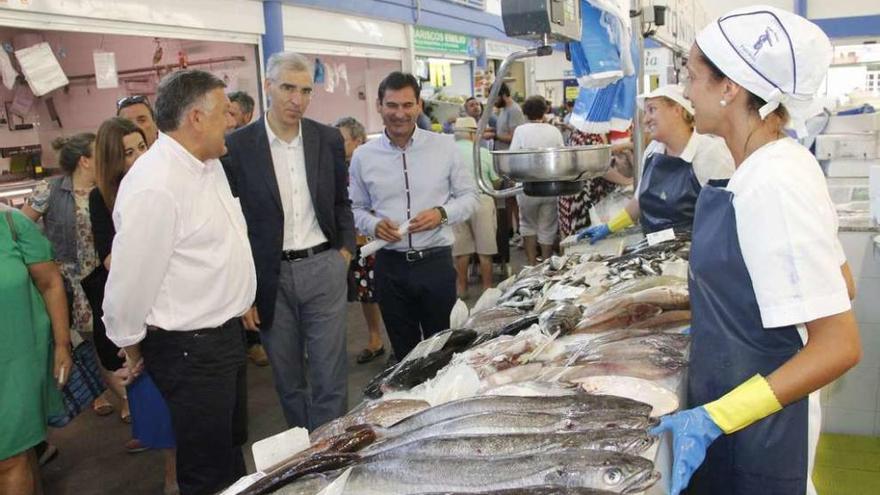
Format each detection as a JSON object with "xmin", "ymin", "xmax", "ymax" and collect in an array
[{"xmin": 228, "ymin": 237, "xmax": 694, "ymax": 495}]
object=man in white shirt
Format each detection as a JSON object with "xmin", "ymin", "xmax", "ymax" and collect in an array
[
  {"xmin": 222, "ymin": 52, "xmax": 356, "ymax": 431},
  {"xmin": 103, "ymin": 70, "xmax": 256, "ymax": 495}
]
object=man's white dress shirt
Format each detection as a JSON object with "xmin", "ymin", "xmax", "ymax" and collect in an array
[
  {"xmin": 265, "ymin": 117, "xmax": 328, "ymax": 251},
  {"xmin": 103, "ymin": 133, "xmax": 256, "ymax": 347}
]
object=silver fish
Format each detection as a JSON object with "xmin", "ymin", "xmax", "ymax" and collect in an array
[
  {"xmin": 415, "ymin": 486, "xmax": 620, "ymax": 495},
  {"xmin": 337, "ymin": 450, "xmax": 660, "ymax": 494},
  {"xmin": 463, "ymin": 307, "xmax": 527, "ymax": 334},
  {"xmin": 384, "ymin": 394, "xmax": 652, "ymax": 437},
  {"xmin": 364, "ymin": 429, "xmax": 657, "ymax": 461},
  {"xmin": 309, "ymin": 399, "xmax": 430, "ymax": 443},
  {"xmin": 365, "ymin": 410, "xmax": 656, "ymax": 455}
]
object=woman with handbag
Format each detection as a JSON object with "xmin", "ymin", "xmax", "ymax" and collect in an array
[
  {"xmin": 91, "ymin": 117, "xmax": 178, "ymax": 495},
  {"xmin": 0, "ymin": 205, "xmax": 72, "ymax": 495},
  {"xmin": 21, "ymin": 133, "xmax": 128, "ymax": 422}
]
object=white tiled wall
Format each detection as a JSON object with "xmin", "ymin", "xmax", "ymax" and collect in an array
[{"xmin": 822, "ymin": 231, "xmax": 880, "ymax": 436}]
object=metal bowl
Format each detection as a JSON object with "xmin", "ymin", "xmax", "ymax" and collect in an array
[{"xmin": 492, "ymin": 144, "xmax": 612, "ymax": 183}]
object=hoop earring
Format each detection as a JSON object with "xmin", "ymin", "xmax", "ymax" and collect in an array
[{"xmin": 720, "ymin": 100, "xmax": 727, "ymax": 107}]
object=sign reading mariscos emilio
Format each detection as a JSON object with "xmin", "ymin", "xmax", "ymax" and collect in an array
[{"xmin": 414, "ymin": 27, "xmax": 477, "ymax": 57}]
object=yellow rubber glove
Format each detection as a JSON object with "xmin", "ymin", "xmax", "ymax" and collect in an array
[
  {"xmin": 704, "ymin": 374, "xmax": 783, "ymax": 434},
  {"xmin": 607, "ymin": 209, "xmax": 635, "ymax": 233}
]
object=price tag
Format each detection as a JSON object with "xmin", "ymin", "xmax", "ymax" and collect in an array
[{"xmin": 646, "ymin": 228, "xmax": 675, "ymax": 246}]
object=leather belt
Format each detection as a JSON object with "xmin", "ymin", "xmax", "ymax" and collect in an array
[
  {"xmin": 282, "ymin": 242, "xmax": 331, "ymax": 262},
  {"xmin": 379, "ymin": 246, "xmax": 451, "ymax": 263}
]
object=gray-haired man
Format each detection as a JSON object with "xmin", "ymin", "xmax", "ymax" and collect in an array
[
  {"xmin": 104, "ymin": 70, "xmax": 256, "ymax": 495},
  {"xmin": 222, "ymin": 52, "xmax": 355, "ymax": 431}
]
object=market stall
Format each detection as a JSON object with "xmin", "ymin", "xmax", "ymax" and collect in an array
[{"xmin": 223, "ymin": 231, "xmax": 690, "ymax": 494}]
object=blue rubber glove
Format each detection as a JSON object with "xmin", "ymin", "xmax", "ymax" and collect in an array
[
  {"xmin": 576, "ymin": 223, "xmax": 611, "ymax": 244},
  {"xmin": 649, "ymin": 406, "xmax": 723, "ymax": 495}
]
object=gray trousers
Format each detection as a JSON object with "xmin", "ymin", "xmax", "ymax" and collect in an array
[{"xmin": 261, "ymin": 249, "xmax": 348, "ymax": 430}]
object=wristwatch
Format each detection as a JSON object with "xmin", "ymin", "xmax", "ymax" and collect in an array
[{"xmin": 436, "ymin": 206, "xmax": 448, "ymax": 225}]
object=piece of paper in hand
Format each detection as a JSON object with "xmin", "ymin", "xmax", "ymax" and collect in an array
[
  {"xmin": 359, "ymin": 220, "xmax": 411, "ymax": 258},
  {"xmin": 251, "ymin": 426, "xmax": 310, "ymax": 473}
]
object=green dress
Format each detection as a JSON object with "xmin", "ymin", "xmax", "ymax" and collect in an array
[{"xmin": 0, "ymin": 208, "xmax": 63, "ymax": 459}]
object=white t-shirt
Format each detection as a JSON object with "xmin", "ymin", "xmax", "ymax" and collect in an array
[
  {"xmin": 509, "ymin": 122, "xmax": 565, "ymax": 151},
  {"xmin": 644, "ymin": 132, "xmax": 735, "ymax": 186},
  {"xmin": 725, "ymin": 138, "xmax": 849, "ymax": 329}
]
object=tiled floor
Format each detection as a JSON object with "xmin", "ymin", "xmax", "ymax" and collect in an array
[{"xmin": 813, "ymin": 434, "xmax": 880, "ymax": 495}]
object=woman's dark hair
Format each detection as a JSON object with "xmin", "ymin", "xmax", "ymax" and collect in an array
[
  {"xmin": 51, "ymin": 133, "xmax": 96, "ymax": 174},
  {"xmin": 95, "ymin": 117, "xmax": 146, "ymax": 210},
  {"xmin": 498, "ymin": 83, "xmax": 511, "ymax": 98},
  {"xmin": 695, "ymin": 46, "xmax": 789, "ymax": 124},
  {"xmin": 378, "ymin": 72, "xmax": 421, "ymax": 103},
  {"xmin": 522, "ymin": 95, "xmax": 549, "ymax": 121}
]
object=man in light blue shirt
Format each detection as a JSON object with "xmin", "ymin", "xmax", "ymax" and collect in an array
[{"xmin": 349, "ymin": 71, "xmax": 478, "ymax": 360}]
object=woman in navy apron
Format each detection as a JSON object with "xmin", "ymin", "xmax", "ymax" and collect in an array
[
  {"xmin": 652, "ymin": 7, "xmax": 861, "ymax": 495},
  {"xmin": 578, "ymin": 84, "xmax": 733, "ymax": 243}
]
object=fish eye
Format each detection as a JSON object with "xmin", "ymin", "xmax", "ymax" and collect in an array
[{"xmin": 604, "ymin": 468, "xmax": 623, "ymax": 485}]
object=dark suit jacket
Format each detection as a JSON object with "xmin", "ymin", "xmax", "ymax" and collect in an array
[{"xmin": 222, "ymin": 116, "xmax": 356, "ymax": 328}]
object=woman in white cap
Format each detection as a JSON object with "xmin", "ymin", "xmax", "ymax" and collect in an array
[
  {"xmin": 651, "ymin": 6, "xmax": 861, "ymax": 495},
  {"xmin": 577, "ymin": 84, "xmax": 734, "ymax": 242}
]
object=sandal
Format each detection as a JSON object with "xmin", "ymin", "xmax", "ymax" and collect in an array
[
  {"xmin": 93, "ymin": 397, "xmax": 114, "ymax": 416},
  {"xmin": 120, "ymin": 399, "xmax": 131, "ymax": 424},
  {"xmin": 356, "ymin": 346, "xmax": 385, "ymax": 364}
]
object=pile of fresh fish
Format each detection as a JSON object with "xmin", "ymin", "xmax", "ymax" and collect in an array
[{"xmin": 241, "ymin": 241, "xmax": 697, "ymax": 495}]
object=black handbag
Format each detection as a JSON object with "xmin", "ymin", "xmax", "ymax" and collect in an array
[{"xmin": 48, "ymin": 340, "xmax": 106, "ymax": 427}]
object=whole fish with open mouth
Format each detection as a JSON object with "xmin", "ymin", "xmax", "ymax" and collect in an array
[
  {"xmin": 317, "ymin": 450, "xmax": 660, "ymax": 495},
  {"xmin": 363, "ymin": 429, "xmax": 657, "ymax": 461},
  {"xmin": 363, "ymin": 410, "xmax": 657, "ymax": 455},
  {"xmin": 385, "ymin": 394, "xmax": 652, "ymax": 436}
]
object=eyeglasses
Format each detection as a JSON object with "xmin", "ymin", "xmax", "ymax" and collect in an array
[{"xmin": 116, "ymin": 95, "xmax": 151, "ymax": 111}]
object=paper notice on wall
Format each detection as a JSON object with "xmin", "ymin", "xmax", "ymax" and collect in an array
[
  {"xmin": 0, "ymin": 48, "xmax": 18, "ymax": 90},
  {"xmin": 93, "ymin": 51, "xmax": 119, "ymax": 89},
  {"xmin": 15, "ymin": 42, "xmax": 68, "ymax": 96}
]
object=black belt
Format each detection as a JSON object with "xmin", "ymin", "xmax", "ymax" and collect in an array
[
  {"xmin": 379, "ymin": 246, "xmax": 451, "ymax": 263},
  {"xmin": 147, "ymin": 316, "xmax": 239, "ymax": 334},
  {"xmin": 282, "ymin": 242, "xmax": 331, "ymax": 262}
]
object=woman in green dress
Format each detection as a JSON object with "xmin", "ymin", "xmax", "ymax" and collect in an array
[{"xmin": 0, "ymin": 205, "xmax": 72, "ymax": 495}]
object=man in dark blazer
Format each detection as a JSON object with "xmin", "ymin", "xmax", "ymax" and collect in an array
[{"xmin": 222, "ymin": 52, "xmax": 355, "ymax": 430}]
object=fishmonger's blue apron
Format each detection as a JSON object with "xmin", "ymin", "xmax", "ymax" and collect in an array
[
  {"xmin": 638, "ymin": 152, "xmax": 702, "ymax": 234},
  {"xmin": 687, "ymin": 180, "xmax": 808, "ymax": 494}
]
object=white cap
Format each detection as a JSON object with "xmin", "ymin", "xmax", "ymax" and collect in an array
[
  {"xmin": 453, "ymin": 116, "xmax": 478, "ymax": 131},
  {"xmin": 695, "ymin": 5, "xmax": 831, "ymax": 137},
  {"xmin": 638, "ymin": 84, "xmax": 694, "ymax": 116}
]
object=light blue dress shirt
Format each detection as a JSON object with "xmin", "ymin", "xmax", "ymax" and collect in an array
[{"xmin": 349, "ymin": 127, "xmax": 479, "ymax": 252}]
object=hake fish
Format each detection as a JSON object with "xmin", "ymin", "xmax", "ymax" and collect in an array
[
  {"xmin": 384, "ymin": 394, "xmax": 652, "ymax": 436},
  {"xmin": 364, "ymin": 429, "xmax": 657, "ymax": 461},
  {"xmin": 309, "ymin": 399, "xmax": 430, "ymax": 443},
  {"xmin": 415, "ymin": 487, "xmax": 620, "ymax": 495},
  {"xmin": 333, "ymin": 450, "xmax": 660, "ymax": 495},
  {"xmin": 364, "ymin": 410, "xmax": 656, "ymax": 455}
]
